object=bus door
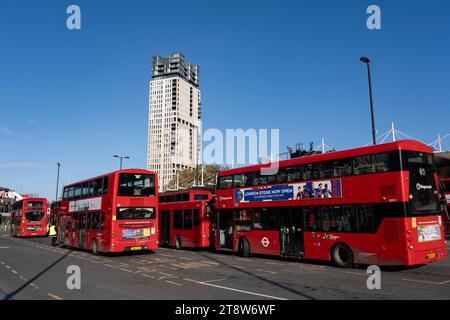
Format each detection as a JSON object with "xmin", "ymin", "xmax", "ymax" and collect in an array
[
  {"xmin": 280, "ymin": 207, "xmax": 304, "ymax": 257},
  {"xmin": 78, "ymin": 213, "xmax": 86, "ymax": 249},
  {"xmin": 159, "ymin": 210, "xmax": 170, "ymax": 247},
  {"xmin": 217, "ymin": 210, "xmax": 233, "ymax": 250},
  {"xmin": 58, "ymin": 215, "xmax": 65, "ymax": 243}
]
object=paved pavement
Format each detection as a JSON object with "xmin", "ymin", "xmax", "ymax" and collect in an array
[{"xmin": 0, "ymin": 230, "xmax": 449, "ymax": 300}]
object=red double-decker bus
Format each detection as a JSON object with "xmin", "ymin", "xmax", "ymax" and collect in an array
[
  {"xmin": 214, "ymin": 140, "xmax": 447, "ymax": 267},
  {"xmin": 11, "ymin": 198, "xmax": 48, "ymax": 237},
  {"xmin": 159, "ymin": 189, "xmax": 213, "ymax": 249},
  {"xmin": 58, "ymin": 169, "xmax": 158, "ymax": 254}
]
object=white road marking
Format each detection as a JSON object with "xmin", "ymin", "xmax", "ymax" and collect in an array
[
  {"xmin": 402, "ymin": 278, "xmax": 450, "ymax": 285},
  {"xmin": 256, "ymin": 269, "xmax": 277, "ymax": 274},
  {"xmin": 47, "ymin": 293, "xmax": 63, "ymax": 300},
  {"xmin": 345, "ymin": 271, "xmax": 367, "ymax": 276},
  {"xmin": 265, "ymin": 261, "xmax": 284, "ymax": 266},
  {"xmin": 183, "ymin": 278, "xmax": 288, "ymax": 300},
  {"xmin": 165, "ymin": 280, "xmax": 183, "ymax": 286},
  {"xmin": 203, "ymin": 278, "xmax": 227, "ymax": 283},
  {"xmin": 178, "ymin": 256, "xmax": 195, "ymax": 261},
  {"xmin": 30, "ymin": 283, "xmax": 40, "ymax": 290}
]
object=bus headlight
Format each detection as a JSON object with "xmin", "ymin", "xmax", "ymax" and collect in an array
[{"xmin": 409, "ymin": 245, "xmax": 414, "ymax": 250}]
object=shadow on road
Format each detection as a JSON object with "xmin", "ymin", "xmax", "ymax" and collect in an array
[
  {"xmin": 196, "ymin": 251, "xmax": 318, "ymax": 300},
  {"xmin": 3, "ymin": 250, "xmax": 73, "ymax": 300}
]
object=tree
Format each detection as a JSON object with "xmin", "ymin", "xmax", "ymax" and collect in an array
[{"xmin": 166, "ymin": 164, "xmax": 226, "ymax": 191}]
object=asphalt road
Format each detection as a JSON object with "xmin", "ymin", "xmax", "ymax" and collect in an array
[{"xmin": 0, "ymin": 230, "xmax": 449, "ymax": 300}]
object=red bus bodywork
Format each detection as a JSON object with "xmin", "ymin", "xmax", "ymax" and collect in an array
[
  {"xmin": 11, "ymin": 198, "xmax": 48, "ymax": 237},
  {"xmin": 214, "ymin": 140, "xmax": 447, "ymax": 267},
  {"xmin": 159, "ymin": 189, "xmax": 213, "ymax": 249},
  {"xmin": 58, "ymin": 169, "xmax": 158, "ymax": 254},
  {"xmin": 441, "ymin": 178, "xmax": 450, "ymax": 237}
]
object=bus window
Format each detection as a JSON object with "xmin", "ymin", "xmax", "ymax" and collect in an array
[
  {"xmin": 81, "ymin": 182, "xmax": 89, "ymax": 197},
  {"xmin": 91, "ymin": 212, "xmax": 100, "ymax": 230},
  {"xmin": 92, "ymin": 178, "xmax": 103, "ymax": 196},
  {"xmin": 79, "ymin": 213, "xmax": 87, "ymax": 230},
  {"xmin": 320, "ymin": 163, "xmax": 332, "ymax": 179},
  {"xmin": 233, "ymin": 174, "xmax": 247, "ymax": 187},
  {"xmin": 357, "ymin": 205, "xmax": 374, "ymax": 233},
  {"xmin": 173, "ymin": 210, "xmax": 183, "ymax": 229},
  {"xmin": 331, "ymin": 159, "xmax": 352, "ymax": 177},
  {"xmin": 322, "ymin": 207, "xmax": 338, "ymax": 232},
  {"xmin": 218, "ymin": 176, "xmax": 233, "ymax": 189},
  {"xmin": 193, "ymin": 194, "xmax": 209, "ymax": 201},
  {"xmin": 233, "ymin": 209, "xmax": 251, "ymax": 231},
  {"xmin": 183, "ymin": 210, "xmax": 193, "ymax": 229},
  {"xmin": 25, "ymin": 211, "xmax": 45, "ymax": 222},
  {"xmin": 304, "ymin": 207, "xmax": 322, "ymax": 231},
  {"xmin": 193, "ymin": 209, "xmax": 200, "ymax": 226},
  {"xmin": 302, "ymin": 164, "xmax": 319, "ymax": 180},
  {"xmin": 118, "ymin": 173, "xmax": 155, "ymax": 197},
  {"xmin": 98, "ymin": 212, "xmax": 105, "ymax": 231},
  {"xmin": 102, "ymin": 176, "xmax": 109, "ymax": 195},
  {"xmin": 68, "ymin": 186, "xmax": 75, "ymax": 200},
  {"xmin": 74, "ymin": 184, "xmax": 82, "ymax": 199},
  {"xmin": 353, "ymin": 153, "xmax": 390, "ymax": 175}
]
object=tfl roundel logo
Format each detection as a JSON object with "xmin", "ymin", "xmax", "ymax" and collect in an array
[{"xmin": 261, "ymin": 237, "xmax": 270, "ymax": 248}]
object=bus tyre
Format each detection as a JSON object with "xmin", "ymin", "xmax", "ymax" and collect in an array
[
  {"xmin": 175, "ymin": 237, "xmax": 182, "ymax": 250},
  {"xmin": 331, "ymin": 243, "xmax": 354, "ymax": 268},
  {"xmin": 238, "ymin": 238, "xmax": 250, "ymax": 257},
  {"xmin": 92, "ymin": 240, "xmax": 99, "ymax": 255}
]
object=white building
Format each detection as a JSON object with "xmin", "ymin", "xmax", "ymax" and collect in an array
[{"xmin": 147, "ymin": 52, "xmax": 201, "ymax": 191}]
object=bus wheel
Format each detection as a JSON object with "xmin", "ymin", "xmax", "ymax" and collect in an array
[
  {"xmin": 92, "ymin": 240, "xmax": 99, "ymax": 255},
  {"xmin": 331, "ymin": 243, "xmax": 354, "ymax": 268},
  {"xmin": 238, "ymin": 238, "xmax": 250, "ymax": 257},
  {"xmin": 175, "ymin": 237, "xmax": 182, "ymax": 250}
]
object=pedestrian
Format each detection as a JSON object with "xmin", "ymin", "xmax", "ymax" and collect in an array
[{"xmin": 49, "ymin": 220, "xmax": 58, "ymax": 246}]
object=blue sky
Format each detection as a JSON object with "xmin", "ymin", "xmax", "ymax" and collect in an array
[{"xmin": 0, "ymin": 0, "xmax": 449, "ymax": 199}]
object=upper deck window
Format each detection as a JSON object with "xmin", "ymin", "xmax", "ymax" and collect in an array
[
  {"xmin": 353, "ymin": 153, "xmax": 391, "ymax": 175},
  {"xmin": 218, "ymin": 176, "xmax": 233, "ymax": 189},
  {"xmin": 118, "ymin": 173, "xmax": 155, "ymax": 197},
  {"xmin": 193, "ymin": 194, "xmax": 209, "ymax": 201}
]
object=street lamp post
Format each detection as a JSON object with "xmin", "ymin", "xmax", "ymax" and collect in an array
[
  {"xmin": 55, "ymin": 163, "xmax": 61, "ymax": 202},
  {"xmin": 360, "ymin": 57, "xmax": 377, "ymax": 145},
  {"xmin": 54, "ymin": 163, "xmax": 61, "ymax": 225},
  {"xmin": 113, "ymin": 155, "xmax": 130, "ymax": 170}
]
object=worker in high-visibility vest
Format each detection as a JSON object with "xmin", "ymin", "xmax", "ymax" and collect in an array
[{"xmin": 49, "ymin": 221, "xmax": 58, "ymax": 246}]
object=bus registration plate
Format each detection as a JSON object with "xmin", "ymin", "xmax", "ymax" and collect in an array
[
  {"xmin": 426, "ymin": 253, "xmax": 437, "ymax": 259},
  {"xmin": 130, "ymin": 246, "xmax": 142, "ymax": 251}
]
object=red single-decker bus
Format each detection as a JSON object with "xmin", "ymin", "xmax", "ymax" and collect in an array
[{"xmin": 159, "ymin": 189, "xmax": 213, "ymax": 249}]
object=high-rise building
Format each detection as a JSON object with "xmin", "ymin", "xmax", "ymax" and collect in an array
[{"xmin": 147, "ymin": 52, "xmax": 201, "ymax": 191}]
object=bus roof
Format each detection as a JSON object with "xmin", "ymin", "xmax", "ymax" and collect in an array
[
  {"xmin": 160, "ymin": 188, "xmax": 213, "ymax": 196},
  {"xmin": 62, "ymin": 168, "xmax": 156, "ymax": 188},
  {"xmin": 218, "ymin": 140, "xmax": 433, "ymax": 177}
]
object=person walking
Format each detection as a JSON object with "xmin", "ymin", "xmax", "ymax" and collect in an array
[{"xmin": 49, "ymin": 220, "xmax": 58, "ymax": 246}]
